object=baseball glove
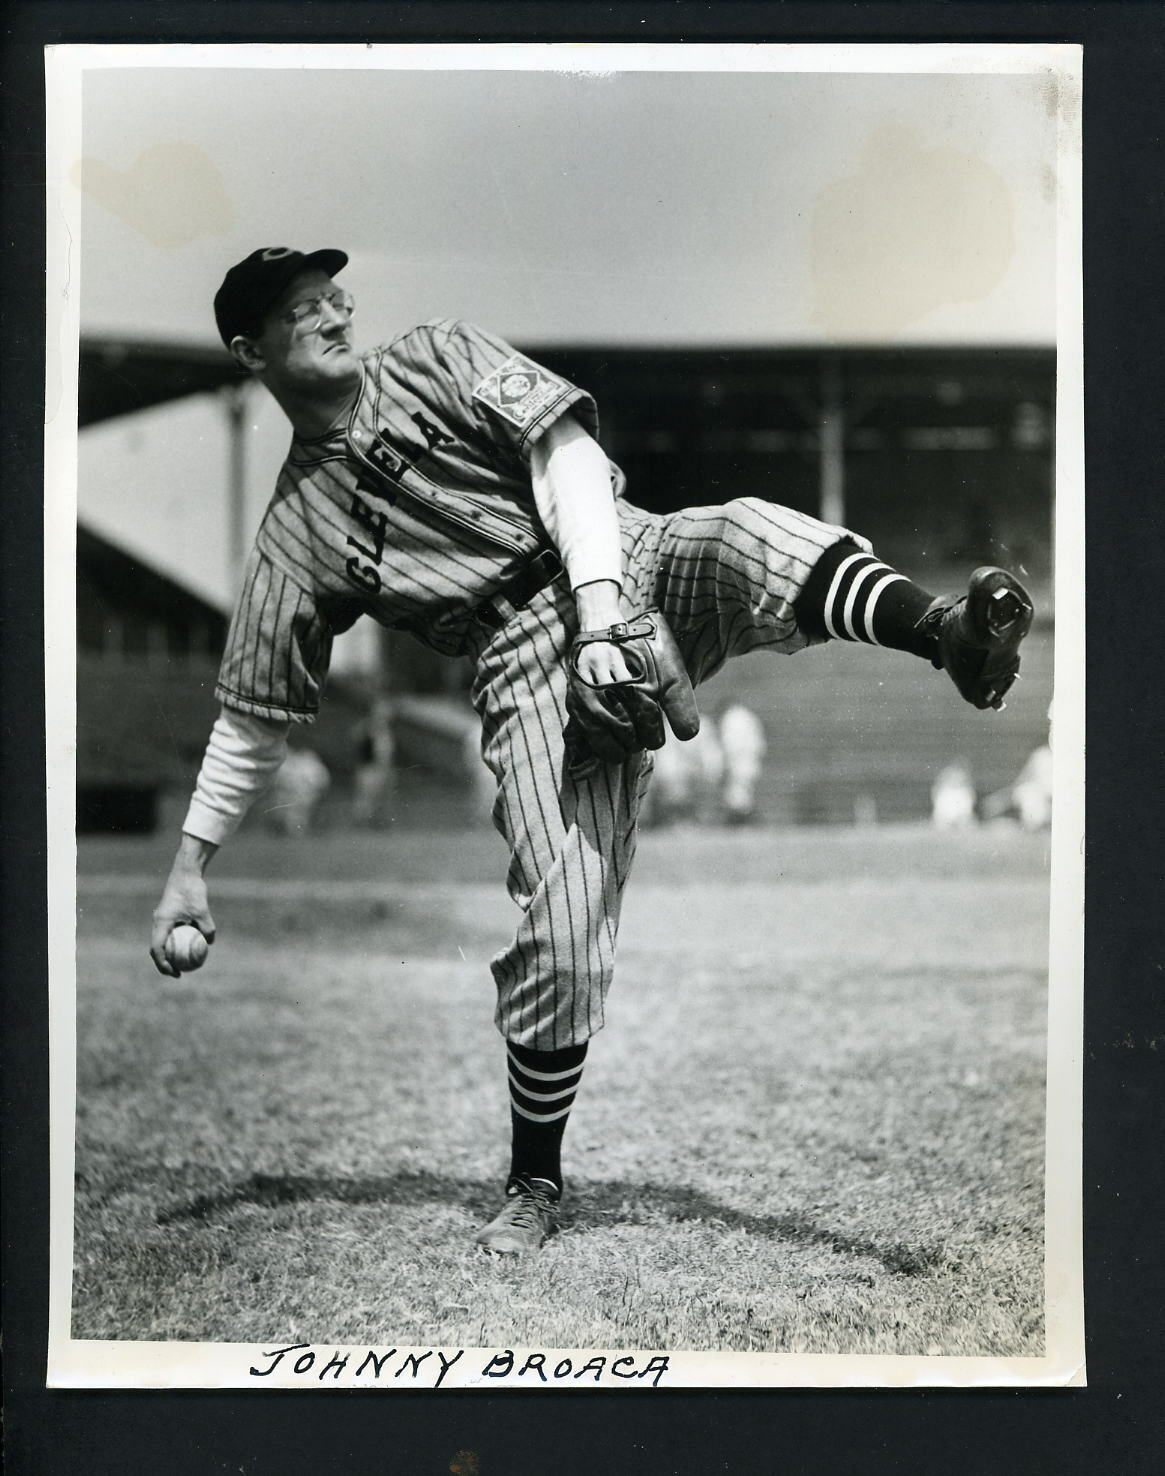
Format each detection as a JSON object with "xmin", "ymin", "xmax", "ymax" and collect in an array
[{"xmin": 563, "ymin": 608, "xmax": 701, "ymax": 771}]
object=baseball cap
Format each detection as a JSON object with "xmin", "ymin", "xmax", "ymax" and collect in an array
[{"xmin": 213, "ymin": 246, "xmax": 349, "ymax": 346}]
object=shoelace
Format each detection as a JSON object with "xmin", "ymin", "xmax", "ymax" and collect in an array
[
  {"xmin": 914, "ymin": 596, "xmax": 961, "ymax": 635},
  {"xmin": 503, "ymin": 1184, "xmax": 557, "ymax": 1229}
]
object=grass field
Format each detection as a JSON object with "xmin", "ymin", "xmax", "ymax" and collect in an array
[{"xmin": 72, "ymin": 821, "xmax": 1049, "ymax": 1357}]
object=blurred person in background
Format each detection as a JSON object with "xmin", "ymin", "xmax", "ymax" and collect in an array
[
  {"xmin": 981, "ymin": 702, "xmax": 1053, "ymax": 831},
  {"xmin": 264, "ymin": 744, "xmax": 331, "ymax": 836},
  {"xmin": 718, "ymin": 702, "xmax": 768, "ymax": 825},
  {"xmin": 351, "ymin": 695, "xmax": 396, "ymax": 828},
  {"xmin": 642, "ymin": 721, "xmax": 725, "ymax": 828},
  {"xmin": 931, "ymin": 760, "xmax": 978, "ymax": 830}
]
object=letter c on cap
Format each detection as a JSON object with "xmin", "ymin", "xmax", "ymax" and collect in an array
[{"xmin": 262, "ymin": 247, "xmax": 295, "ymax": 260}]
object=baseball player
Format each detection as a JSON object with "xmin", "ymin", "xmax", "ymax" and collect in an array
[
  {"xmin": 718, "ymin": 702, "xmax": 768, "ymax": 824},
  {"xmin": 148, "ymin": 247, "xmax": 1034, "ymax": 1255}
]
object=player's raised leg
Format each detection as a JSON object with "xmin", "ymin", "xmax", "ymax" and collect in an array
[
  {"xmin": 793, "ymin": 543, "xmax": 1033, "ymax": 710},
  {"xmin": 655, "ymin": 498, "xmax": 1032, "ymax": 708}
]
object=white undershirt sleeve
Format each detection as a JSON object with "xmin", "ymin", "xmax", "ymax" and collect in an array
[
  {"xmin": 530, "ymin": 415, "xmax": 624, "ymax": 591},
  {"xmin": 182, "ymin": 706, "xmax": 291, "ymax": 846}
]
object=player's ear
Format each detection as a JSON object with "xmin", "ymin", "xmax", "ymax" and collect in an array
[{"xmin": 230, "ymin": 334, "xmax": 265, "ymax": 373}]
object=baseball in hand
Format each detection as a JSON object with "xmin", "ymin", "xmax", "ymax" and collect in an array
[{"xmin": 167, "ymin": 924, "xmax": 209, "ymax": 973}]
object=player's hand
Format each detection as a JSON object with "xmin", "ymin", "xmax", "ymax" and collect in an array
[
  {"xmin": 569, "ymin": 637, "xmax": 651, "ymax": 757},
  {"xmin": 573, "ymin": 585, "xmax": 640, "ymax": 690},
  {"xmin": 149, "ymin": 838, "xmax": 218, "ymax": 977},
  {"xmin": 572, "ymin": 637, "xmax": 642, "ymax": 690},
  {"xmin": 564, "ymin": 607, "xmax": 701, "ymax": 767}
]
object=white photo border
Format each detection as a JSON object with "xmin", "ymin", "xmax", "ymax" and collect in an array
[{"xmin": 45, "ymin": 39, "xmax": 1085, "ymax": 1391}]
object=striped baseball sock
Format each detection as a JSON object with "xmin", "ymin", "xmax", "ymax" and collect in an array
[
  {"xmin": 795, "ymin": 541, "xmax": 937, "ymax": 658},
  {"xmin": 506, "ymin": 1040, "xmax": 588, "ymax": 1195}
]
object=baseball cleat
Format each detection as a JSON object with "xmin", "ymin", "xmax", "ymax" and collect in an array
[
  {"xmin": 916, "ymin": 567, "xmax": 1034, "ymax": 711},
  {"xmin": 474, "ymin": 1175, "xmax": 560, "ymax": 1254}
]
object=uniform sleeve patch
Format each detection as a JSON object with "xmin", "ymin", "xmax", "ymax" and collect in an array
[{"xmin": 472, "ymin": 354, "xmax": 567, "ymax": 430}]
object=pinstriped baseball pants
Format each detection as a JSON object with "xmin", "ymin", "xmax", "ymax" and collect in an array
[{"xmin": 469, "ymin": 498, "xmax": 870, "ymax": 1049}]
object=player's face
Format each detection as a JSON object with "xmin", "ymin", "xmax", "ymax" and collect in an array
[{"xmin": 253, "ymin": 268, "xmax": 362, "ymax": 397}]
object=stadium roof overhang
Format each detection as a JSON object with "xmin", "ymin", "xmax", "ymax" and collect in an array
[
  {"xmin": 80, "ymin": 334, "xmax": 1054, "ymax": 430},
  {"xmin": 79, "ymin": 335, "xmax": 240, "ymax": 426}
]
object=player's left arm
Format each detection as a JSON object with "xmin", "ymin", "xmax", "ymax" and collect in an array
[
  {"xmin": 531, "ymin": 414, "xmax": 700, "ymax": 763},
  {"xmin": 423, "ymin": 322, "xmax": 698, "ymax": 756},
  {"xmin": 529, "ymin": 413, "xmax": 635, "ymax": 686}
]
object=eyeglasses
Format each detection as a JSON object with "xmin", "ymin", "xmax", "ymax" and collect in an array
[{"xmin": 280, "ymin": 288, "xmax": 355, "ymax": 333}]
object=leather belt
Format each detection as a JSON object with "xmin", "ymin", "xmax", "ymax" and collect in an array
[{"xmin": 473, "ymin": 548, "xmax": 565, "ymax": 632}]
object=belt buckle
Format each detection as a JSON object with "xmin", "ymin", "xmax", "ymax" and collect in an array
[
  {"xmin": 473, "ymin": 600, "xmax": 504, "ymax": 632},
  {"xmin": 531, "ymin": 547, "xmax": 561, "ymax": 583}
]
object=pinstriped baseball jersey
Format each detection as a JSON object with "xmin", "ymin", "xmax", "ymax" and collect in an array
[{"xmin": 217, "ymin": 319, "xmax": 623, "ymax": 722}]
